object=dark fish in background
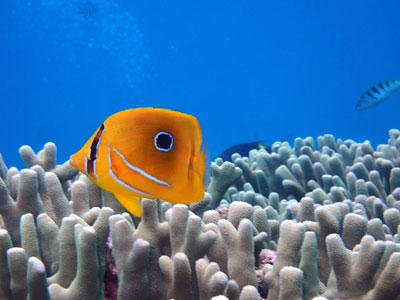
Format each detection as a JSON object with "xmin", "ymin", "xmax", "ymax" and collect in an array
[
  {"xmin": 219, "ymin": 141, "xmax": 270, "ymax": 162},
  {"xmin": 76, "ymin": 1, "xmax": 100, "ymax": 21},
  {"xmin": 219, "ymin": 133, "xmax": 293, "ymax": 162},
  {"xmin": 355, "ymin": 79, "xmax": 400, "ymax": 111}
]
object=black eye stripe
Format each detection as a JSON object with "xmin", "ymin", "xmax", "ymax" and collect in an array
[
  {"xmin": 154, "ymin": 131, "xmax": 173, "ymax": 152},
  {"xmin": 87, "ymin": 123, "xmax": 105, "ymax": 178},
  {"xmin": 90, "ymin": 124, "xmax": 105, "ymax": 161}
]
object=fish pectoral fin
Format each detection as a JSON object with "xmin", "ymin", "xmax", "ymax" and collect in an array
[{"xmin": 114, "ymin": 194, "xmax": 143, "ymax": 217}]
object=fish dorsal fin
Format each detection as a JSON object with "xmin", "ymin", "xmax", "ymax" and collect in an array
[{"xmin": 114, "ymin": 194, "xmax": 143, "ymax": 217}]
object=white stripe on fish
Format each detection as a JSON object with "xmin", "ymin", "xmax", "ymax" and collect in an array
[
  {"xmin": 108, "ymin": 143, "xmax": 155, "ymax": 197},
  {"xmin": 113, "ymin": 147, "xmax": 172, "ymax": 188}
]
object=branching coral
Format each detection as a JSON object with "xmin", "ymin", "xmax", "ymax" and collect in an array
[{"xmin": 0, "ymin": 129, "xmax": 400, "ymax": 299}]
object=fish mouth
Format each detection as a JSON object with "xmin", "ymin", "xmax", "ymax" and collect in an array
[{"xmin": 69, "ymin": 154, "xmax": 79, "ymax": 169}]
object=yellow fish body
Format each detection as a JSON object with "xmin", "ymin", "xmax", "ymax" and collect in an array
[{"xmin": 70, "ymin": 107, "xmax": 207, "ymax": 217}]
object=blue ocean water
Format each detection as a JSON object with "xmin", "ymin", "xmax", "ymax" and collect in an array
[{"xmin": 1, "ymin": 0, "xmax": 400, "ymax": 169}]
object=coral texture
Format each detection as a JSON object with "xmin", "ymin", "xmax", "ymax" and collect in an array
[{"xmin": 0, "ymin": 130, "xmax": 400, "ymax": 299}]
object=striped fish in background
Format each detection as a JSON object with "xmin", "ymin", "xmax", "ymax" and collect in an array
[{"xmin": 355, "ymin": 79, "xmax": 400, "ymax": 111}]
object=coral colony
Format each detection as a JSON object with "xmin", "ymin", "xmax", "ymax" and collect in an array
[{"xmin": 1, "ymin": 129, "xmax": 400, "ymax": 300}]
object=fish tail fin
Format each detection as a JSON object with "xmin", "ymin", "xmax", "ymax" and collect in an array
[{"xmin": 114, "ymin": 194, "xmax": 143, "ymax": 217}]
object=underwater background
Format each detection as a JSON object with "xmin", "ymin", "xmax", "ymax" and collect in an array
[{"xmin": 1, "ymin": 0, "xmax": 400, "ymax": 168}]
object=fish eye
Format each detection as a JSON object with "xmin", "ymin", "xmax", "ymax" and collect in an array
[{"xmin": 154, "ymin": 131, "xmax": 173, "ymax": 152}]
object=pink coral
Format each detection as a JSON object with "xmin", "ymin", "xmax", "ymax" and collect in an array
[
  {"xmin": 104, "ymin": 238, "xmax": 118, "ymax": 300},
  {"xmin": 216, "ymin": 206, "xmax": 229, "ymax": 219},
  {"xmin": 257, "ymin": 249, "xmax": 277, "ymax": 298},
  {"xmin": 259, "ymin": 249, "xmax": 276, "ymax": 265}
]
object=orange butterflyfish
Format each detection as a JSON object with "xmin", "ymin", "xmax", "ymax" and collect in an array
[{"xmin": 69, "ymin": 107, "xmax": 209, "ymax": 217}]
